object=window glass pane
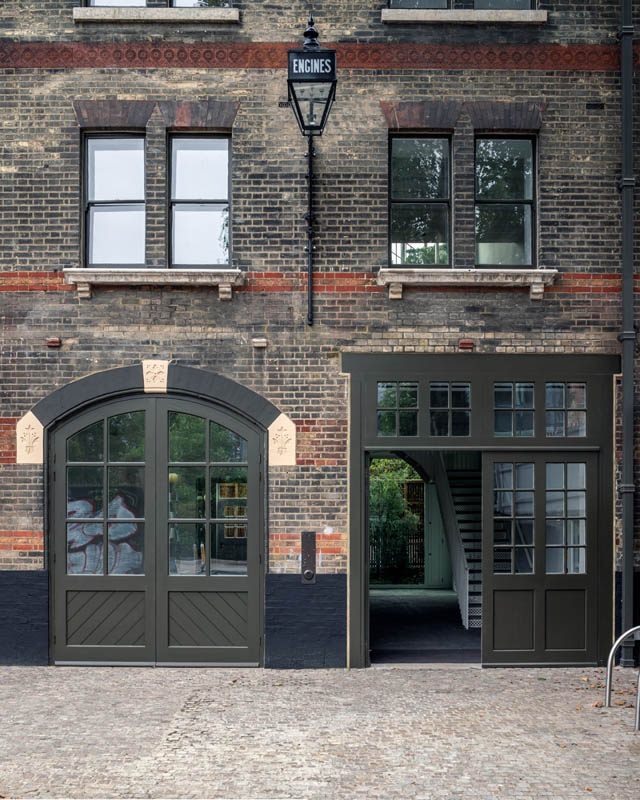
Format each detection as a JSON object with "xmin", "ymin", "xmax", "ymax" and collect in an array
[
  {"xmin": 514, "ymin": 491, "xmax": 533, "ymax": 517},
  {"xmin": 211, "ymin": 523, "xmax": 247, "ymax": 575},
  {"xmin": 377, "ymin": 411, "xmax": 397, "ymax": 436},
  {"xmin": 211, "ymin": 468, "xmax": 248, "ymax": 520},
  {"xmin": 67, "ymin": 466, "xmax": 104, "ymax": 518},
  {"xmin": 169, "ymin": 413, "xmax": 206, "ymax": 462},
  {"xmin": 169, "ymin": 467, "xmax": 206, "ymax": 519},
  {"xmin": 546, "ymin": 383, "xmax": 565, "ymax": 409},
  {"xmin": 567, "ymin": 491, "xmax": 586, "ymax": 518},
  {"xmin": 545, "ymin": 519, "xmax": 564, "ymax": 546},
  {"xmin": 172, "ymin": 138, "xmax": 228, "ymax": 201},
  {"xmin": 546, "ymin": 463, "xmax": 564, "ymax": 490},
  {"xmin": 546, "ymin": 410, "xmax": 565, "ymax": 437},
  {"xmin": 451, "ymin": 384, "xmax": 470, "ymax": 408},
  {"xmin": 89, "ymin": 1, "xmax": 146, "ymax": 6},
  {"xmin": 567, "ymin": 463, "xmax": 586, "ymax": 490},
  {"xmin": 67, "ymin": 421, "xmax": 104, "ymax": 462},
  {"xmin": 430, "ymin": 384, "xmax": 449, "ymax": 408},
  {"xmin": 88, "ymin": 138, "xmax": 144, "ymax": 201},
  {"xmin": 567, "ymin": 519, "xmax": 586, "ymax": 546},
  {"xmin": 108, "ymin": 466, "xmax": 145, "ymax": 519},
  {"xmin": 377, "ymin": 383, "xmax": 397, "ymax": 407},
  {"xmin": 514, "ymin": 548, "xmax": 533, "ymax": 574},
  {"xmin": 169, "ymin": 523, "xmax": 206, "ymax": 575},
  {"xmin": 475, "ymin": 204, "xmax": 532, "ymax": 266},
  {"xmin": 546, "ymin": 491, "xmax": 564, "ymax": 517},
  {"xmin": 515, "ymin": 462, "xmax": 534, "ymax": 489},
  {"xmin": 494, "ymin": 519, "xmax": 512, "ymax": 545},
  {"xmin": 567, "ymin": 383, "xmax": 586, "ymax": 409},
  {"xmin": 476, "ymin": 139, "xmax": 533, "ymax": 200},
  {"xmin": 514, "ymin": 410, "xmax": 534, "ymax": 437},
  {"xmin": 475, "ymin": 0, "xmax": 531, "ymax": 8},
  {"xmin": 494, "ymin": 462, "xmax": 513, "ymax": 489},
  {"xmin": 451, "ymin": 410, "xmax": 470, "ymax": 437},
  {"xmin": 567, "ymin": 547, "xmax": 586, "ymax": 574},
  {"xmin": 89, "ymin": 205, "xmax": 145, "ymax": 265},
  {"xmin": 172, "ymin": 204, "xmax": 228, "ymax": 265},
  {"xmin": 108, "ymin": 412, "xmax": 145, "ymax": 462},
  {"xmin": 493, "ymin": 549, "xmax": 512, "ymax": 573},
  {"xmin": 546, "ymin": 547, "xmax": 564, "ymax": 574},
  {"xmin": 391, "ymin": 138, "xmax": 448, "ymax": 200},
  {"xmin": 391, "ymin": 204, "xmax": 449, "ymax": 265},
  {"xmin": 398, "ymin": 411, "xmax": 418, "ymax": 436},
  {"xmin": 210, "ymin": 422, "xmax": 247, "ymax": 463},
  {"xmin": 494, "ymin": 410, "xmax": 512, "ymax": 437},
  {"xmin": 398, "ymin": 382, "xmax": 418, "ymax": 408},
  {"xmin": 514, "ymin": 519, "xmax": 533, "ymax": 546},
  {"xmin": 430, "ymin": 411, "xmax": 448, "ymax": 436},
  {"xmin": 494, "ymin": 383, "xmax": 513, "ymax": 409},
  {"xmin": 494, "ymin": 491, "xmax": 513, "ymax": 517},
  {"xmin": 515, "ymin": 383, "xmax": 534, "ymax": 408},
  {"xmin": 173, "ymin": 0, "xmax": 230, "ymax": 6},
  {"xmin": 108, "ymin": 522, "xmax": 144, "ymax": 575},
  {"xmin": 294, "ymin": 82, "xmax": 332, "ymax": 130},
  {"xmin": 67, "ymin": 522, "xmax": 104, "ymax": 574},
  {"xmin": 567, "ymin": 410, "xmax": 586, "ymax": 437}
]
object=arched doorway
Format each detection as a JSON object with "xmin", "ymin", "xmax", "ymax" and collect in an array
[{"xmin": 50, "ymin": 390, "xmax": 266, "ymax": 666}]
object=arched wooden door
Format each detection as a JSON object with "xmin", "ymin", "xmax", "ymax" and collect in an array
[{"xmin": 51, "ymin": 396, "xmax": 263, "ymax": 665}]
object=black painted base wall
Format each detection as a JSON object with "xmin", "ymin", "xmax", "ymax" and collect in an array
[
  {"xmin": 264, "ymin": 574, "xmax": 347, "ymax": 669},
  {"xmin": 0, "ymin": 571, "xmax": 49, "ymax": 665},
  {"xmin": 614, "ymin": 570, "xmax": 640, "ymax": 665}
]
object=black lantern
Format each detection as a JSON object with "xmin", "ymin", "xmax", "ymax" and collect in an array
[{"xmin": 287, "ymin": 16, "xmax": 337, "ymax": 136}]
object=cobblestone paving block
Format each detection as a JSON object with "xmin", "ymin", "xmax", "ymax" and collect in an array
[{"xmin": 0, "ymin": 665, "xmax": 639, "ymax": 799}]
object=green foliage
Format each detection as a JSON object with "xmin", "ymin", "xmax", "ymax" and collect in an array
[{"xmin": 369, "ymin": 459, "xmax": 421, "ymax": 583}]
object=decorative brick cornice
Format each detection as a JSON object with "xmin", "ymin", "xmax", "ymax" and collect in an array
[{"xmin": 0, "ymin": 42, "xmax": 631, "ymax": 72}]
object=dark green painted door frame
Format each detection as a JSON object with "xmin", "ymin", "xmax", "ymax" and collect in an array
[
  {"xmin": 51, "ymin": 394, "xmax": 264, "ymax": 666},
  {"xmin": 343, "ymin": 354, "xmax": 618, "ymax": 669}
]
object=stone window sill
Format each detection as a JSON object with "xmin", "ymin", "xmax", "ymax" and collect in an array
[
  {"xmin": 377, "ymin": 268, "xmax": 558, "ymax": 300},
  {"xmin": 64, "ymin": 268, "xmax": 244, "ymax": 300},
  {"xmin": 381, "ymin": 10, "xmax": 547, "ymax": 24},
  {"xmin": 73, "ymin": 8, "xmax": 240, "ymax": 24}
]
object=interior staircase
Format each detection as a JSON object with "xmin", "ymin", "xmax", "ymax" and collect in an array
[{"xmin": 445, "ymin": 469, "xmax": 483, "ymax": 629}]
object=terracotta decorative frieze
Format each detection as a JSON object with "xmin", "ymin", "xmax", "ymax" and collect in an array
[{"xmin": 0, "ymin": 43, "xmax": 629, "ymax": 72}]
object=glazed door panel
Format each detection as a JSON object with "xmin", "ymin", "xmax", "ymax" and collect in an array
[{"xmin": 482, "ymin": 452, "xmax": 598, "ymax": 665}]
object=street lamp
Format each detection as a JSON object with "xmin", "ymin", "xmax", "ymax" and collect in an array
[{"xmin": 287, "ymin": 15, "xmax": 337, "ymax": 325}]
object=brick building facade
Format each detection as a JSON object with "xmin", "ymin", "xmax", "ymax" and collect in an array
[{"xmin": 0, "ymin": 1, "xmax": 638, "ymax": 667}]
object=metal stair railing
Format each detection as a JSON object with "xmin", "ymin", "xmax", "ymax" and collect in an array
[{"xmin": 604, "ymin": 624, "xmax": 640, "ymax": 731}]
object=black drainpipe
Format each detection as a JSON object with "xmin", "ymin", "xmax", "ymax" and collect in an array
[{"xmin": 619, "ymin": 0, "xmax": 636, "ymax": 667}]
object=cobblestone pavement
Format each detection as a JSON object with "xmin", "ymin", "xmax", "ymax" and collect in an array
[{"xmin": 0, "ymin": 664, "xmax": 639, "ymax": 799}]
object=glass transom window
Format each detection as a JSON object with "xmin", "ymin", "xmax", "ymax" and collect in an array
[
  {"xmin": 545, "ymin": 382, "xmax": 586, "ymax": 437},
  {"xmin": 170, "ymin": 136, "xmax": 230, "ymax": 267},
  {"xmin": 390, "ymin": 137, "xmax": 450, "ymax": 267},
  {"xmin": 376, "ymin": 382, "xmax": 418, "ymax": 437},
  {"xmin": 429, "ymin": 382, "xmax": 470, "ymax": 436},
  {"xmin": 475, "ymin": 137, "xmax": 534, "ymax": 267},
  {"xmin": 494, "ymin": 382, "xmax": 534, "ymax": 437},
  {"xmin": 86, "ymin": 136, "xmax": 145, "ymax": 267}
]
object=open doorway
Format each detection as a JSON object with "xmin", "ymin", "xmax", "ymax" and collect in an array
[{"xmin": 368, "ymin": 453, "xmax": 482, "ymax": 664}]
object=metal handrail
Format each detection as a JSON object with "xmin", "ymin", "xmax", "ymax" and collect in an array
[{"xmin": 605, "ymin": 624, "xmax": 640, "ymax": 731}]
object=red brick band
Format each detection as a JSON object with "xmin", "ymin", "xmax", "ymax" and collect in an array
[
  {"xmin": 0, "ymin": 42, "xmax": 633, "ymax": 72},
  {"xmin": 0, "ymin": 418, "xmax": 18, "ymax": 464},
  {"xmin": 0, "ymin": 531, "xmax": 44, "ymax": 553}
]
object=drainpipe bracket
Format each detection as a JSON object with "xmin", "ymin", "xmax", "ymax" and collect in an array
[
  {"xmin": 618, "ymin": 484, "xmax": 636, "ymax": 495},
  {"xmin": 618, "ymin": 177, "xmax": 636, "ymax": 191},
  {"xmin": 617, "ymin": 330, "xmax": 637, "ymax": 342}
]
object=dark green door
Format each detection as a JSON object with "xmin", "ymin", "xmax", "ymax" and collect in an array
[
  {"xmin": 482, "ymin": 452, "xmax": 598, "ymax": 665},
  {"xmin": 52, "ymin": 396, "xmax": 263, "ymax": 665}
]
